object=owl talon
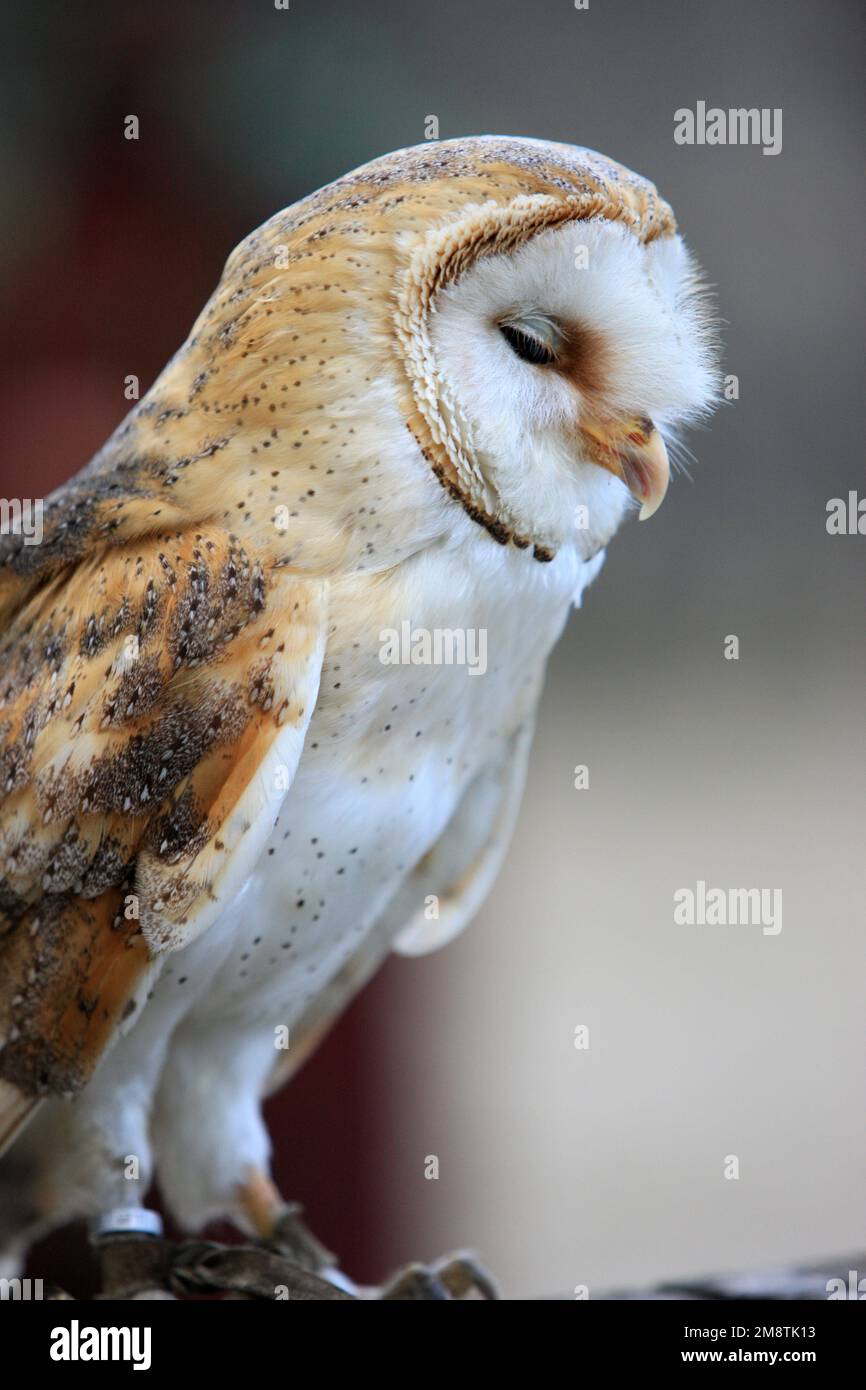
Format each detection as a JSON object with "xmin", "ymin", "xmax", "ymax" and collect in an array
[
  {"xmin": 377, "ymin": 1251, "xmax": 499, "ymax": 1300},
  {"xmin": 262, "ymin": 1200, "xmax": 337, "ymax": 1273},
  {"xmin": 435, "ymin": 1252, "xmax": 499, "ymax": 1300}
]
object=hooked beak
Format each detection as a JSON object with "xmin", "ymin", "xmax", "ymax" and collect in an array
[{"xmin": 578, "ymin": 415, "xmax": 670, "ymax": 521}]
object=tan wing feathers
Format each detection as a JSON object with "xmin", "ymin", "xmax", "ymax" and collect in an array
[{"xmin": 0, "ymin": 518, "xmax": 326, "ymax": 1104}]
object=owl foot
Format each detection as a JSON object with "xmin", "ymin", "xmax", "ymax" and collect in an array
[
  {"xmin": 235, "ymin": 1170, "xmax": 496, "ymax": 1300},
  {"xmin": 262, "ymin": 1201, "xmax": 338, "ymax": 1273},
  {"xmin": 374, "ymin": 1251, "xmax": 499, "ymax": 1300}
]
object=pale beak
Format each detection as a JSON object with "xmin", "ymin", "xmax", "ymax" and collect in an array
[{"xmin": 578, "ymin": 415, "xmax": 670, "ymax": 521}]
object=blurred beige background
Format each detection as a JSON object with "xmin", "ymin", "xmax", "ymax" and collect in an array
[
  {"xmin": 1, "ymin": 0, "xmax": 862, "ymax": 1294},
  {"xmin": 381, "ymin": 653, "xmax": 864, "ymax": 1296}
]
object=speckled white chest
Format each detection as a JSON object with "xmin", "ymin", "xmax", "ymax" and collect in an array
[{"xmin": 149, "ymin": 532, "xmax": 596, "ymax": 1035}]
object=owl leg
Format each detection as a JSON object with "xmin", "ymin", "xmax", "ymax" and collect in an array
[
  {"xmin": 0, "ymin": 966, "xmax": 206, "ymax": 1296},
  {"xmin": 0, "ymin": 1071, "xmax": 166, "ymax": 1298},
  {"xmin": 0, "ymin": 1047, "xmax": 159, "ymax": 1244},
  {"xmin": 151, "ymin": 1021, "xmax": 352, "ymax": 1301}
]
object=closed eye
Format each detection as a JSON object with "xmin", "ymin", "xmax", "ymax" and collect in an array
[{"xmin": 499, "ymin": 317, "xmax": 560, "ymax": 366}]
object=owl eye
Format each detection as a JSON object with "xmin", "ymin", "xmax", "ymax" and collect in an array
[{"xmin": 498, "ymin": 317, "xmax": 560, "ymax": 366}]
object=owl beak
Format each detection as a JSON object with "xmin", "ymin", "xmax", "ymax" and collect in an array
[{"xmin": 579, "ymin": 415, "xmax": 670, "ymax": 521}]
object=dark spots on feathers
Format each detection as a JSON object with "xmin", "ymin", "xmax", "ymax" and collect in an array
[
  {"xmin": 39, "ymin": 684, "xmax": 250, "ymax": 822},
  {"xmin": 80, "ymin": 837, "xmax": 130, "ymax": 899},
  {"xmin": 248, "ymin": 659, "xmax": 275, "ymax": 711},
  {"xmin": 101, "ymin": 654, "xmax": 164, "ymax": 728},
  {"xmin": 0, "ymin": 619, "xmax": 69, "ymax": 693},
  {"xmin": 145, "ymin": 786, "xmax": 210, "ymax": 864},
  {"xmin": 38, "ymin": 826, "xmax": 90, "ymax": 896},
  {"xmin": 166, "ymin": 544, "xmax": 267, "ymax": 671}
]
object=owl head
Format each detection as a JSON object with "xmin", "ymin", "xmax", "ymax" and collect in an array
[
  {"xmin": 386, "ymin": 137, "xmax": 719, "ymax": 563},
  {"xmin": 74, "ymin": 136, "xmax": 718, "ymax": 586}
]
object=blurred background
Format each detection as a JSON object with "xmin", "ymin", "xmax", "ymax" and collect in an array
[{"xmin": 1, "ymin": 0, "xmax": 863, "ymax": 1297}]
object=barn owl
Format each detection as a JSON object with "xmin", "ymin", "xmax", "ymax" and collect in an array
[{"xmin": 0, "ymin": 136, "xmax": 717, "ymax": 1297}]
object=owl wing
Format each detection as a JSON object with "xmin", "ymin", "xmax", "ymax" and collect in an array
[
  {"xmin": 0, "ymin": 511, "xmax": 326, "ymax": 1144},
  {"xmin": 264, "ymin": 716, "xmax": 534, "ymax": 1095}
]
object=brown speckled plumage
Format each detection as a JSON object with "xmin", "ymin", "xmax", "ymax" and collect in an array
[{"xmin": 0, "ymin": 523, "xmax": 324, "ymax": 1095}]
